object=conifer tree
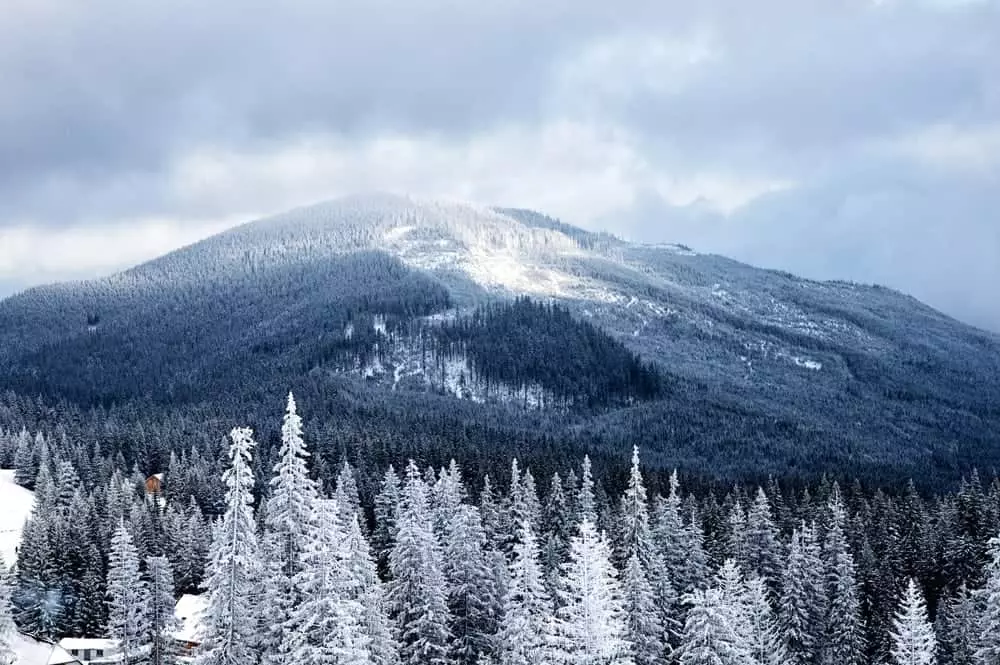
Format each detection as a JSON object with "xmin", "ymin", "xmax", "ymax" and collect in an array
[
  {"xmin": 935, "ymin": 585, "xmax": 977, "ymax": 665},
  {"xmin": 197, "ymin": 427, "xmax": 262, "ymax": 665},
  {"xmin": 744, "ymin": 575, "xmax": 785, "ymax": 665},
  {"xmin": 577, "ymin": 456, "xmax": 596, "ymax": 526},
  {"xmin": 107, "ymin": 522, "xmax": 148, "ymax": 665},
  {"xmin": 388, "ymin": 461, "xmax": 452, "ymax": 665},
  {"xmin": 890, "ymin": 579, "xmax": 936, "ymax": 665},
  {"xmin": 743, "ymin": 488, "xmax": 782, "ymax": 592},
  {"xmin": 550, "ymin": 518, "xmax": 633, "ymax": 665},
  {"xmin": 261, "ymin": 393, "xmax": 319, "ymax": 665},
  {"xmin": 146, "ymin": 556, "xmax": 179, "ymax": 665},
  {"xmin": 497, "ymin": 520, "xmax": 552, "ymax": 665},
  {"xmin": 617, "ymin": 447, "xmax": 666, "ymax": 665},
  {"xmin": 975, "ymin": 535, "xmax": 1000, "ymax": 665},
  {"xmin": 443, "ymin": 505, "xmax": 499, "ymax": 665},
  {"xmin": 288, "ymin": 500, "xmax": 372, "ymax": 665},
  {"xmin": 675, "ymin": 588, "xmax": 749, "ymax": 665},
  {"xmin": 0, "ymin": 557, "xmax": 17, "ymax": 665},
  {"xmin": 779, "ymin": 527, "xmax": 821, "ymax": 665},
  {"xmin": 822, "ymin": 496, "xmax": 864, "ymax": 665},
  {"xmin": 542, "ymin": 473, "xmax": 572, "ymax": 601},
  {"xmin": 342, "ymin": 516, "xmax": 400, "ymax": 665},
  {"xmin": 373, "ymin": 466, "xmax": 402, "ymax": 576}
]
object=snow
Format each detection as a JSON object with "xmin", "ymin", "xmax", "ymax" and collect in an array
[
  {"xmin": 57, "ymin": 639, "xmax": 119, "ymax": 655},
  {"xmin": 0, "ymin": 469, "xmax": 35, "ymax": 567},
  {"xmin": 793, "ymin": 357, "xmax": 823, "ymax": 371},
  {"xmin": 174, "ymin": 594, "xmax": 208, "ymax": 644},
  {"xmin": 383, "ymin": 225, "xmax": 416, "ymax": 242},
  {"xmin": 11, "ymin": 632, "xmax": 81, "ymax": 665}
]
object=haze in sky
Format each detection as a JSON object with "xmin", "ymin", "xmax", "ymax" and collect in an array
[{"xmin": 1, "ymin": 0, "xmax": 998, "ymax": 330}]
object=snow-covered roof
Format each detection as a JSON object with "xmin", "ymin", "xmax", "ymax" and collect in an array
[
  {"xmin": 174, "ymin": 593, "xmax": 208, "ymax": 643},
  {"xmin": 150, "ymin": 473, "xmax": 165, "ymax": 481},
  {"xmin": 11, "ymin": 632, "xmax": 83, "ymax": 665},
  {"xmin": 0, "ymin": 468, "xmax": 36, "ymax": 567},
  {"xmin": 58, "ymin": 639, "xmax": 119, "ymax": 653}
]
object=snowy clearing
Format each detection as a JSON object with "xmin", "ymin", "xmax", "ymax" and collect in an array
[{"xmin": 0, "ymin": 468, "xmax": 34, "ymax": 567}]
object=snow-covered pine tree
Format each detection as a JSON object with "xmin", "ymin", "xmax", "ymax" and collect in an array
[
  {"xmin": 0, "ymin": 556, "xmax": 17, "ymax": 665},
  {"xmin": 975, "ymin": 535, "xmax": 1000, "ymax": 665},
  {"xmin": 261, "ymin": 393, "xmax": 319, "ymax": 665},
  {"xmin": 621, "ymin": 554, "xmax": 665, "ymax": 665},
  {"xmin": 550, "ymin": 518, "xmax": 633, "ymax": 665},
  {"xmin": 890, "ymin": 579, "xmax": 936, "ymax": 665},
  {"xmin": 443, "ymin": 505, "xmax": 499, "ymax": 665},
  {"xmin": 388, "ymin": 461, "xmax": 453, "ymax": 665},
  {"xmin": 107, "ymin": 521, "xmax": 149, "ymax": 665},
  {"xmin": 577, "ymin": 456, "xmax": 596, "ymax": 526},
  {"xmin": 744, "ymin": 575, "xmax": 786, "ymax": 665},
  {"xmin": 935, "ymin": 585, "xmax": 977, "ymax": 665},
  {"xmin": 336, "ymin": 460, "xmax": 364, "ymax": 532},
  {"xmin": 342, "ymin": 515, "xmax": 400, "ymax": 665},
  {"xmin": 675, "ymin": 588, "xmax": 750, "ymax": 665},
  {"xmin": 822, "ymin": 495, "xmax": 864, "ymax": 665},
  {"xmin": 197, "ymin": 427, "xmax": 262, "ymax": 665},
  {"xmin": 617, "ymin": 447, "xmax": 666, "ymax": 665},
  {"xmin": 497, "ymin": 519, "xmax": 552, "ymax": 665},
  {"xmin": 373, "ymin": 466, "xmax": 402, "ymax": 577},
  {"xmin": 146, "ymin": 556, "xmax": 179, "ymax": 665},
  {"xmin": 779, "ymin": 527, "xmax": 821, "ymax": 665},
  {"xmin": 743, "ymin": 488, "xmax": 782, "ymax": 593},
  {"xmin": 288, "ymin": 499, "xmax": 372, "ymax": 665},
  {"xmin": 542, "ymin": 473, "xmax": 572, "ymax": 602}
]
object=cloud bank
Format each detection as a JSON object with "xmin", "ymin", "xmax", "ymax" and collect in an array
[{"xmin": 1, "ymin": 0, "xmax": 998, "ymax": 329}]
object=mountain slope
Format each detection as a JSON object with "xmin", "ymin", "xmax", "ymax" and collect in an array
[{"xmin": 2, "ymin": 194, "xmax": 999, "ymax": 484}]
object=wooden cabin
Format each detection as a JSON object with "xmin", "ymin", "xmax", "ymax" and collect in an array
[{"xmin": 144, "ymin": 473, "xmax": 164, "ymax": 494}]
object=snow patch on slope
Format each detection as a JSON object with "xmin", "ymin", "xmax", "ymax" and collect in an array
[{"xmin": 0, "ymin": 469, "xmax": 34, "ymax": 567}]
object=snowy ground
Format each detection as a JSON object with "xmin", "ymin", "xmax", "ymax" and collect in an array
[{"xmin": 0, "ymin": 469, "xmax": 35, "ymax": 567}]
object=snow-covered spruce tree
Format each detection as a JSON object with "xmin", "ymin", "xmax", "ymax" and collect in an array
[
  {"xmin": 743, "ymin": 488, "xmax": 782, "ymax": 593},
  {"xmin": 342, "ymin": 515, "xmax": 400, "ymax": 665},
  {"xmin": 713, "ymin": 560, "xmax": 752, "ymax": 655},
  {"xmin": 443, "ymin": 504, "xmax": 500, "ymax": 665},
  {"xmin": 146, "ymin": 556, "xmax": 180, "ymax": 665},
  {"xmin": 822, "ymin": 495, "xmax": 864, "ymax": 665},
  {"xmin": 197, "ymin": 427, "xmax": 262, "ymax": 665},
  {"xmin": 779, "ymin": 527, "xmax": 822, "ymax": 665},
  {"xmin": 387, "ymin": 461, "xmax": 453, "ymax": 665},
  {"xmin": 542, "ymin": 473, "xmax": 572, "ymax": 603},
  {"xmin": 617, "ymin": 447, "xmax": 666, "ymax": 665},
  {"xmin": 497, "ymin": 519, "xmax": 552, "ymax": 665},
  {"xmin": 549, "ymin": 518, "xmax": 633, "ymax": 665},
  {"xmin": 336, "ymin": 459, "xmax": 364, "ymax": 531},
  {"xmin": 0, "ymin": 556, "xmax": 17, "ymax": 665},
  {"xmin": 287, "ymin": 499, "xmax": 372, "ymax": 665},
  {"xmin": 107, "ymin": 521, "xmax": 149, "ymax": 665},
  {"xmin": 675, "ymin": 588, "xmax": 750, "ymax": 665},
  {"xmin": 890, "ymin": 579, "xmax": 936, "ymax": 665},
  {"xmin": 744, "ymin": 575, "xmax": 786, "ymax": 665},
  {"xmin": 975, "ymin": 535, "xmax": 1000, "ymax": 665},
  {"xmin": 935, "ymin": 585, "xmax": 977, "ymax": 665},
  {"xmin": 576, "ymin": 456, "xmax": 596, "ymax": 526},
  {"xmin": 373, "ymin": 466, "xmax": 402, "ymax": 577},
  {"xmin": 261, "ymin": 393, "xmax": 319, "ymax": 665}
]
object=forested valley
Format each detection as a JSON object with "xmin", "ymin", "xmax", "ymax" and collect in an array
[{"xmin": 2, "ymin": 394, "xmax": 999, "ymax": 665}]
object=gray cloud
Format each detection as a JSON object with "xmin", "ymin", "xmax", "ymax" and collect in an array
[{"xmin": 2, "ymin": 0, "xmax": 999, "ymax": 330}]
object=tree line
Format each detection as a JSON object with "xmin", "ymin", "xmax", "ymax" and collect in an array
[{"xmin": 3, "ymin": 395, "xmax": 1000, "ymax": 664}]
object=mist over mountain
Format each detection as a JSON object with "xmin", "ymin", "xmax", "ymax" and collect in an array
[{"xmin": 2, "ymin": 194, "xmax": 998, "ymax": 487}]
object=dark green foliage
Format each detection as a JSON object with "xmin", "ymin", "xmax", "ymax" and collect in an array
[{"xmin": 429, "ymin": 297, "xmax": 664, "ymax": 408}]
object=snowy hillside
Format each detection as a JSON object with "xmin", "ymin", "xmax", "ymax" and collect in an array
[
  {"xmin": 1, "ymin": 194, "xmax": 1000, "ymax": 480},
  {"xmin": 0, "ymin": 469, "xmax": 35, "ymax": 567}
]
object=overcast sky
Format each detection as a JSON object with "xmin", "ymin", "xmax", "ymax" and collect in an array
[{"xmin": 1, "ymin": 0, "xmax": 998, "ymax": 330}]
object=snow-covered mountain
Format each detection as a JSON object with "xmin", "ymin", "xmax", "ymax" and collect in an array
[{"xmin": 2, "ymin": 194, "xmax": 999, "ymax": 481}]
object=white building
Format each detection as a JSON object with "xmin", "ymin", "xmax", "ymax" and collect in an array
[{"xmin": 57, "ymin": 639, "xmax": 120, "ymax": 664}]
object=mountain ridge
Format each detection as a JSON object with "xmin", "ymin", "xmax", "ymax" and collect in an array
[{"xmin": 1, "ymin": 194, "xmax": 999, "ymax": 485}]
